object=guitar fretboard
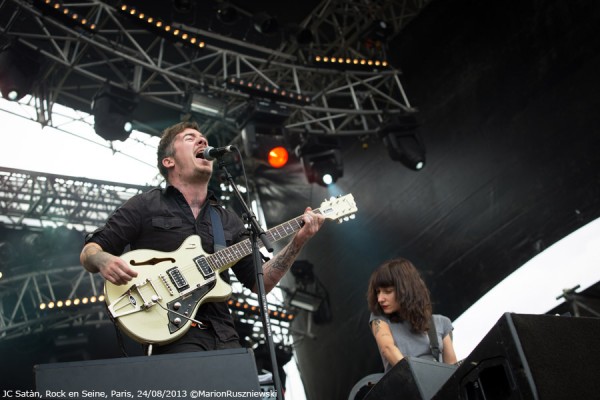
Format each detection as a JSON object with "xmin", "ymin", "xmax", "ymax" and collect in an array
[{"xmin": 206, "ymin": 209, "xmax": 322, "ymax": 272}]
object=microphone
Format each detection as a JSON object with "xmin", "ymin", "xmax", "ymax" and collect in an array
[{"xmin": 201, "ymin": 145, "xmax": 236, "ymax": 161}]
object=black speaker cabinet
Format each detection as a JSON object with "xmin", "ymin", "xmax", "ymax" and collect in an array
[
  {"xmin": 362, "ymin": 357, "xmax": 458, "ymax": 400},
  {"xmin": 34, "ymin": 348, "xmax": 262, "ymax": 399},
  {"xmin": 434, "ymin": 313, "xmax": 600, "ymax": 400}
]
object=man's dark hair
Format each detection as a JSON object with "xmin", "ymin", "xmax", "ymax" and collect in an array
[{"xmin": 157, "ymin": 121, "xmax": 201, "ymax": 180}]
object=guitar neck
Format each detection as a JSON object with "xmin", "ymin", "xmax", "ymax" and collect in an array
[{"xmin": 206, "ymin": 209, "xmax": 321, "ymax": 272}]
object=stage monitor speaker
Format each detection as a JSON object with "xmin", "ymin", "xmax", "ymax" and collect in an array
[
  {"xmin": 360, "ymin": 357, "xmax": 457, "ymax": 400},
  {"xmin": 433, "ymin": 313, "xmax": 600, "ymax": 400},
  {"xmin": 34, "ymin": 348, "xmax": 262, "ymax": 399}
]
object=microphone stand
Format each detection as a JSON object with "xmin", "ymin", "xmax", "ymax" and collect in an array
[{"xmin": 217, "ymin": 160, "xmax": 284, "ymax": 400}]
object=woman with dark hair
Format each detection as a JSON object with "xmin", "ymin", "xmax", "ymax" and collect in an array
[{"xmin": 367, "ymin": 258, "xmax": 457, "ymax": 372}]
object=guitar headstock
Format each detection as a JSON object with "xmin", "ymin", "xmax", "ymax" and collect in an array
[{"xmin": 318, "ymin": 194, "xmax": 358, "ymax": 223}]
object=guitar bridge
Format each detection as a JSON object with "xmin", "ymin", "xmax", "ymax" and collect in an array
[{"xmin": 107, "ymin": 278, "xmax": 161, "ymax": 318}]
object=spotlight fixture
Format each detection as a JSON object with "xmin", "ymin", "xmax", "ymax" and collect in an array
[
  {"xmin": 380, "ymin": 114, "xmax": 426, "ymax": 171},
  {"xmin": 295, "ymin": 27, "xmax": 314, "ymax": 46},
  {"xmin": 241, "ymin": 119, "xmax": 291, "ymax": 169},
  {"xmin": 253, "ymin": 12, "xmax": 278, "ymax": 35},
  {"xmin": 291, "ymin": 260, "xmax": 315, "ymax": 285},
  {"xmin": 187, "ymin": 92, "xmax": 226, "ymax": 118},
  {"xmin": 364, "ymin": 20, "xmax": 393, "ymax": 42},
  {"xmin": 0, "ymin": 45, "xmax": 41, "ymax": 101},
  {"xmin": 267, "ymin": 146, "xmax": 289, "ymax": 168},
  {"xmin": 92, "ymin": 85, "xmax": 138, "ymax": 141},
  {"xmin": 173, "ymin": 0, "xmax": 193, "ymax": 13},
  {"xmin": 216, "ymin": 3, "xmax": 239, "ymax": 25},
  {"xmin": 285, "ymin": 24, "xmax": 314, "ymax": 46},
  {"xmin": 289, "ymin": 289, "xmax": 323, "ymax": 313},
  {"xmin": 296, "ymin": 136, "xmax": 344, "ymax": 186}
]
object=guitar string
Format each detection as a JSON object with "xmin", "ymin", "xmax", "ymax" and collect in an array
[
  {"xmin": 121, "ymin": 201, "xmax": 356, "ymax": 297},
  {"xmin": 134, "ymin": 214, "xmax": 309, "ymax": 292}
]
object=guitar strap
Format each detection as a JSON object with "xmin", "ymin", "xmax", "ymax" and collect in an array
[
  {"xmin": 147, "ymin": 207, "xmax": 224, "ymax": 354},
  {"xmin": 427, "ymin": 316, "xmax": 441, "ymax": 362},
  {"xmin": 209, "ymin": 205, "xmax": 226, "ymax": 251}
]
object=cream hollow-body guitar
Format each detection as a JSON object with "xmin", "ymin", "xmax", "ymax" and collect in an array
[{"xmin": 104, "ymin": 194, "xmax": 357, "ymax": 345}]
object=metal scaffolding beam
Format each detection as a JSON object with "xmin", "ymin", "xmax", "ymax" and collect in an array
[
  {"xmin": 0, "ymin": 0, "xmax": 428, "ymax": 141},
  {"xmin": 0, "ymin": 167, "xmax": 302, "ymax": 344},
  {"xmin": 0, "ymin": 265, "xmax": 109, "ymax": 341},
  {"xmin": 0, "ymin": 167, "xmax": 149, "ymax": 231}
]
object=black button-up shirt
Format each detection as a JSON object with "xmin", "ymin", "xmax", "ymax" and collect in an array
[{"xmin": 86, "ymin": 185, "xmax": 256, "ymax": 344}]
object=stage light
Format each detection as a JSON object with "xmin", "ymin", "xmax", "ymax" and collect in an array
[
  {"xmin": 227, "ymin": 76, "xmax": 310, "ymax": 106},
  {"xmin": 291, "ymin": 260, "xmax": 315, "ymax": 285},
  {"xmin": 33, "ymin": 0, "xmax": 97, "ymax": 32},
  {"xmin": 312, "ymin": 54, "xmax": 388, "ymax": 71},
  {"xmin": 303, "ymin": 149, "xmax": 343, "ymax": 186},
  {"xmin": 366, "ymin": 20, "xmax": 393, "ymax": 42},
  {"xmin": 187, "ymin": 92, "xmax": 226, "ymax": 118},
  {"xmin": 242, "ymin": 123, "xmax": 291, "ymax": 169},
  {"xmin": 118, "ymin": 2, "xmax": 205, "ymax": 49},
  {"xmin": 216, "ymin": 3, "xmax": 239, "ymax": 25},
  {"xmin": 296, "ymin": 27, "xmax": 314, "ymax": 45},
  {"xmin": 380, "ymin": 114, "xmax": 426, "ymax": 171},
  {"xmin": 0, "ymin": 46, "xmax": 41, "ymax": 101},
  {"xmin": 173, "ymin": 0, "xmax": 192, "ymax": 13},
  {"xmin": 253, "ymin": 12, "xmax": 278, "ymax": 35},
  {"xmin": 383, "ymin": 133, "xmax": 426, "ymax": 170},
  {"xmin": 92, "ymin": 85, "xmax": 138, "ymax": 141},
  {"xmin": 289, "ymin": 289, "xmax": 323, "ymax": 313},
  {"xmin": 240, "ymin": 105, "xmax": 293, "ymax": 168},
  {"xmin": 267, "ymin": 146, "xmax": 289, "ymax": 168},
  {"xmin": 297, "ymin": 137, "xmax": 344, "ymax": 186}
]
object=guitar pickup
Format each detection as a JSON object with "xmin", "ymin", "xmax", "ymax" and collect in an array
[
  {"xmin": 167, "ymin": 267, "xmax": 189, "ymax": 292},
  {"xmin": 194, "ymin": 256, "xmax": 215, "ymax": 279}
]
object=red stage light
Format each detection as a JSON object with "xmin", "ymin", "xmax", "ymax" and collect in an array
[{"xmin": 268, "ymin": 146, "xmax": 289, "ymax": 168}]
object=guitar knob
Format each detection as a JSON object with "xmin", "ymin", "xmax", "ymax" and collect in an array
[
  {"xmin": 173, "ymin": 317, "xmax": 181, "ymax": 325},
  {"xmin": 173, "ymin": 302, "xmax": 182, "ymax": 310}
]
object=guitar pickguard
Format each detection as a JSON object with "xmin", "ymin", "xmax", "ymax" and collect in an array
[
  {"xmin": 104, "ymin": 194, "xmax": 358, "ymax": 344},
  {"xmin": 167, "ymin": 280, "xmax": 216, "ymax": 334}
]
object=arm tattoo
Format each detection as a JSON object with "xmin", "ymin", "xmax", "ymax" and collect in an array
[
  {"xmin": 264, "ymin": 239, "xmax": 302, "ymax": 288},
  {"xmin": 373, "ymin": 319, "xmax": 382, "ymax": 335}
]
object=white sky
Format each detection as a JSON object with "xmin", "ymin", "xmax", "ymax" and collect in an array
[
  {"xmin": 1, "ymin": 97, "xmax": 161, "ymax": 186},
  {"xmin": 2, "ymin": 96, "xmax": 599, "ymax": 395}
]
